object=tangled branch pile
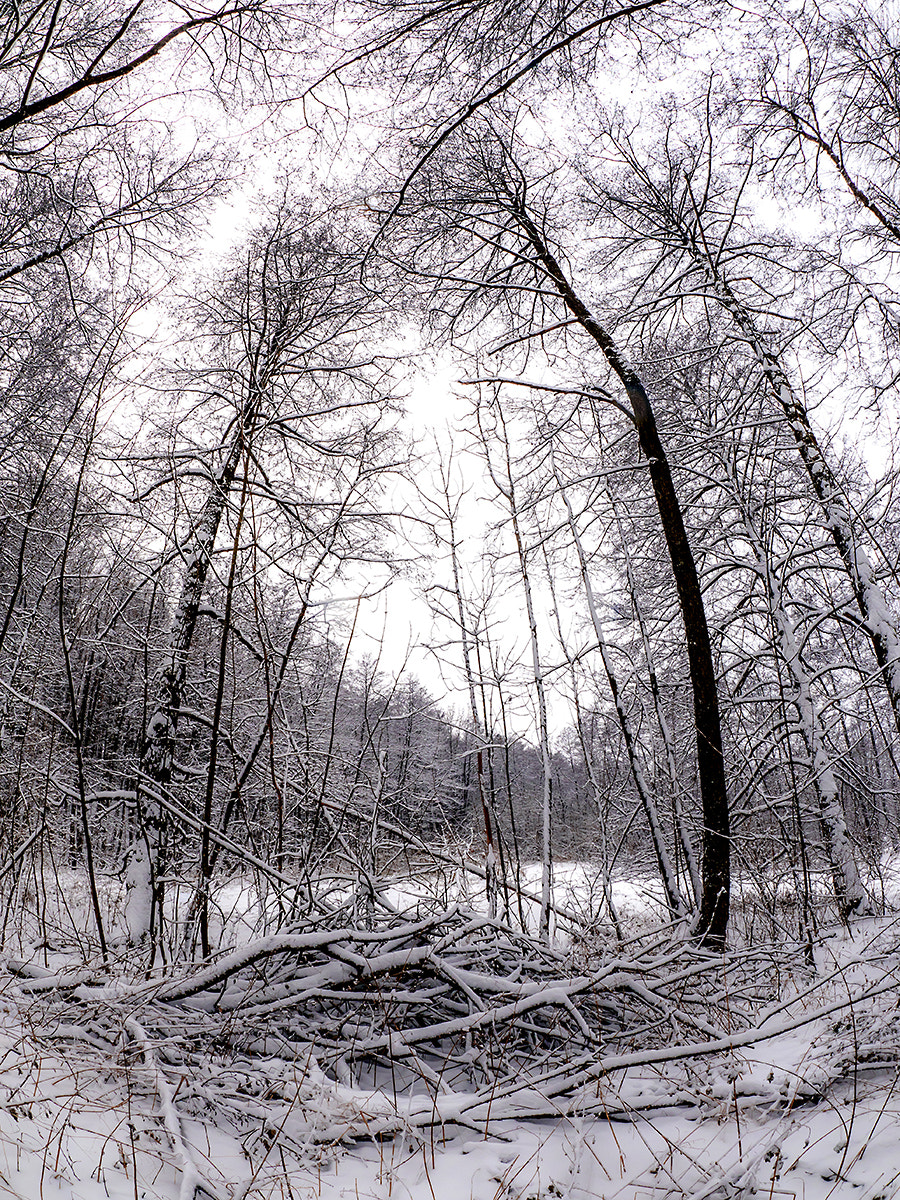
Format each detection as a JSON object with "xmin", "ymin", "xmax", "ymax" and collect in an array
[
  {"xmin": 3, "ymin": 902, "xmax": 804, "ymax": 1132},
  {"xmin": 3, "ymin": 904, "xmax": 900, "ymax": 1200}
]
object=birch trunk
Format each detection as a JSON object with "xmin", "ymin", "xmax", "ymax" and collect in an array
[
  {"xmin": 732, "ymin": 484, "xmax": 870, "ymax": 918},
  {"xmin": 130, "ymin": 431, "xmax": 244, "ymax": 949},
  {"xmin": 439, "ymin": 462, "xmax": 501, "ymax": 918},
  {"xmin": 480, "ymin": 401, "xmax": 554, "ymax": 940},
  {"xmin": 680, "ymin": 232, "xmax": 900, "ymax": 742}
]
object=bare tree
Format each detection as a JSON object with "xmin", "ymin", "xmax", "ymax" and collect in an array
[
  {"xmin": 757, "ymin": 1, "xmax": 900, "ymax": 247},
  {"xmin": 582, "ymin": 125, "xmax": 900, "ymax": 744},
  {"xmin": 423, "ymin": 443, "xmax": 507, "ymax": 917},
  {"xmin": 548, "ymin": 451, "xmax": 691, "ymax": 919},
  {"xmin": 388, "ymin": 131, "xmax": 731, "ymax": 946},
  {"xmin": 127, "ymin": 207, "xmax": 400, "ymax": 954},
  {"xmin": 0, "ymin": 1, "xmax": 293, "ymax": 311},
  {"xmin": 473, "ymin": 396, "xmax": 556, "ymax": 937}
]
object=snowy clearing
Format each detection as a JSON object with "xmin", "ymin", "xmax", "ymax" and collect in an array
[{"xmin": 2, "ymin": 869, "xmax": 900, "ymax": 1200}]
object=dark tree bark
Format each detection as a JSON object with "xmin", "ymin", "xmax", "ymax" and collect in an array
[{"xmin": 511, "ymin": 205, "xmax": 730, "ymax": 949}]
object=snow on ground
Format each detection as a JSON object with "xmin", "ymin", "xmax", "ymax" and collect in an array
[
  {"xmin": 0, "ymin": 1011, "xmax": 898, "ymax": 1200},
  {"xmin": 2, "ymin": 867, "xmax": 900, "ymax": 1199},
  {"xmin": 11, "ymin": 856, "xmax": 900, "ymax": 959}
]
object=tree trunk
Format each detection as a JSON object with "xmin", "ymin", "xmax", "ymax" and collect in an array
[
  {"xmin": 131, "ymin": 431, "xmax": 244, "ymax": 951},
  {"xmin": 554, "ymin": 462, "xmax": 690, "ymax": 920},
  {"xmin": 733, "ymin": 485, "xmax": 870, "ymax": 919},
  {"xmin": 513, "ymin": 206, "xmax": 730, "ymax": 949},
  {"xmin": 439, "ymin": 458, "xmax": 502, "ymax": 918},
  {"xmin": 609, "ymin": 492, "xmax": 701, "ymax": 906},
  {"xmin": 680, "ymin": 232, "xmax": 900, "ymax": 744},
  {"xmin": 479, "ymin": 400, "xmax": 554, "ymax": 940}
]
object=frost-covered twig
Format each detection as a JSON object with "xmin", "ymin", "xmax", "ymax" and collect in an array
[{"xmin": 124, "ymin": 1016, "xmax": 223, "ymax": 1200}]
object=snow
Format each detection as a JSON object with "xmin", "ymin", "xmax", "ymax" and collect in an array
[
  {"xmin": 4, "ymin": 871, "xmax": 900, "ymax": 1200},
  {"xmin": 1, "ymin": 1010, "xmax": 899, "ymax": 1199},
  {"xmin": 124, "ymin": 841, "xmax": 153, "ymax": 944}
]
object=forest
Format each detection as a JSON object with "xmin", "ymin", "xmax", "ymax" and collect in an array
[{"xmin": 1, "ymin": 1, "xmax": 900, "ymax": 1197}]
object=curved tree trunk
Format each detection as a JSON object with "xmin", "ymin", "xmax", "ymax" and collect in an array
[
  {"xmin": 511, "ymin": 205, "xmax": 731, "ymax": 949},
  {"xmin": 675, "ymin": 224, "xmax": 900, "ymax": 743},
  {"xmin": 609, "ymin": 494, "xmax": 702, "ymax": 906}
]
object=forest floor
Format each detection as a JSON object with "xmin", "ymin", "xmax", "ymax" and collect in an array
[{"xmin": 1, "ymin": 868, "xmax": 899, "ymax": 1200}]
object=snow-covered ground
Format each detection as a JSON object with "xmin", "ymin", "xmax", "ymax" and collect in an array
[
  {"xmin": 2, "ymin": 930, "xmax": 900, "ymax": 1200},
  {"xmin": 10, "ymin": 856, "xmax": 900, "ymax": 959},
  {"xmin": 2, "ymin": 867, "xmax": 900, "ymax": 1200},
  {"xmin": 5, "ymin": 1086, "xmax": 897, "ymax": 1200}
]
